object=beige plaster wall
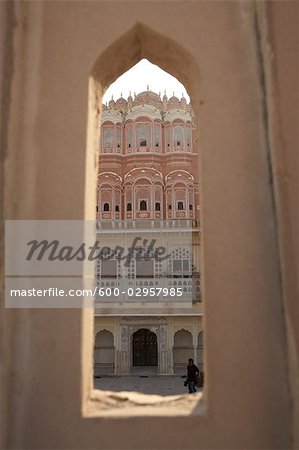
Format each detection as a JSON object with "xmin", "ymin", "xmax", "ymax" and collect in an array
[
  {"xmin": 1, "ymin": 1, "xmax": 298, "ymax": 449},
  {"xmin": 257, "ymin": 2, "xmax": 299, "ymax": 446}
]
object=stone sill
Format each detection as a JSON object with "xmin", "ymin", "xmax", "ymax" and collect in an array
[{"xmin": 84, "ymin": 389, "xmax": 204, "ymax": 417}]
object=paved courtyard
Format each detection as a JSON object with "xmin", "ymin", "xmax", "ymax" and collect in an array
[{"xmin": 94, "ymin": 375, "xmax": 203, "ymax": 396}]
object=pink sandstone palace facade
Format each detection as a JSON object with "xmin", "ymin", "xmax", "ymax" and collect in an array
[
  {"xmin": 94, "ymin": 90, "xmax": 203, "ymax": 377},
  {"xmin": 96, "ymin": 89, "xmax": 199, "ymax": 221}
]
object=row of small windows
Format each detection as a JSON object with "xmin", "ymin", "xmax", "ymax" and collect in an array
[
  {"xmin": 97, "ymin": 204, "xmax": 120, "ymax": 212},
  {"xmin": 98, "ymin": 259, "xmax": 192, "ymax": 279},
  {"xmin": 102, "ymin": 124, "xmax": 192, "ymax": 149},
  {"xmin": 97, "ymin": 202, "xmax": 194, "ymax": 212},
  {"xmin": 127, "ymin": 141, "xmax": 185, "ymax": 148}
]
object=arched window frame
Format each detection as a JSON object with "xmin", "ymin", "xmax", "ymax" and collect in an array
[{"xmin": 140, "ymin": 200, "xmax": 147, "ymax": 211}]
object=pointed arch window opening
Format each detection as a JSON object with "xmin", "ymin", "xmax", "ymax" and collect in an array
[
  {"xmin": 139, "ymin": 200, "xmax": 147, "ymax": 211},
  {"xmin": 90, "ymin": 34, "xmax": 203, "ymax": 404}
]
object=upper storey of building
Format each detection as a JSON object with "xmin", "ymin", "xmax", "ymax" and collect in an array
[
  {"xmin": 100, "ymin": 89, "xmax": 195, "ymax": 156},
  {"xmin": 97, "ymin": 90, "xmax": 199, "ymax": 221},
  {"xmin": 102, "ymin": 88, "xmax": 193, "ymax": 117}
]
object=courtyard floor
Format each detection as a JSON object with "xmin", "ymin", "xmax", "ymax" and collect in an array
[{"xmin": 94, "ymin": 375, "xmax": 203, "ymax": 396}]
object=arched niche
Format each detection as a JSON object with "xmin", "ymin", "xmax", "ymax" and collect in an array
[
  {"xmin": 173, "ymin": 329, "xmax": 194, "ymax": 374},
  {"xmin": 94, "ymin": 330, "xmax": 115, "ymax": 376}
]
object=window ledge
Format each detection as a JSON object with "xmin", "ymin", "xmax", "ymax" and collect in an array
[{"xmin": 85, "ymin": 389, "xmax": 204, "ymax": 417}]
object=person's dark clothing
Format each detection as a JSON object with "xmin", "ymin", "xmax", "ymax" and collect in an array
[{"xmin": 187, "ymin": 363, "xmax": 199, "ymax": 382}]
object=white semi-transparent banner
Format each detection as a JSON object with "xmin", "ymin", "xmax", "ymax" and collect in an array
[{"xmin": 5, "ymin": 220, "xmax": 200, "ymax": 309}]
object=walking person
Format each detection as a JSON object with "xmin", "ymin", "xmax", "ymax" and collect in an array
[{"xmin": 184, "ymin": 358, "xmax": 199, "ymax": 393}]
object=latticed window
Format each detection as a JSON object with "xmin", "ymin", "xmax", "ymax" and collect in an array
[
  {"xmin": 101, "ymin": 260, "xmax": 117, "ymax": 278},
  {"xmin": 116, "ymin": 127, "xmax": 121, "ymax": 148},
  {"xmin": 173, "ymin": 125, "xmax": 184, "ymax": 146},
  {"xmin": 96, "ymin": 255, "xmax": 121, "ymax": 285},
  {"xmin": 136, "ymin": 260, "xmax": 154, "ymax": 278},
  {"xmin": 126, "ymin": 125, "xmax": 132, "ymax": 149},
  {"xmin": 126, "ymin": 257, "xmax": 135, "ymax": 280},
  {"xmin": 136, "ymin": 123, "xmax": 150, "ymax": 147},
  {"xmin": 154, "ymin": 123, "xmax": 161, "ymax": 147},
  {"xmin": 165, "ymin": 126, "xmax": 170, "ymax": 147},
  {"xmin": 186, "ymin": 126, "xmax": 191, "ymax": 147},
  {"xmin": 169, "ymin": 248, "xmax": 192, "ymax": 278},
  {"xmin": 140, "ymin": 200, "xmax": 147, "ymax": 211},
  {"xmin": 173, "ymin": 259, "xmax": 189, "ymax": 272},
  {"xmin": 103, "ymin": 127, "xmax": 114, "ymax": 148}
]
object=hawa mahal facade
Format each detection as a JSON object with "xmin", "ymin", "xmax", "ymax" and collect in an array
[
  {"xmin": 94, "ymin": 89, "xmax": 203, "ymax": 377},
  {"xmin": 96, "ymin": 88, "xmax": 199, "ymax": 221}
]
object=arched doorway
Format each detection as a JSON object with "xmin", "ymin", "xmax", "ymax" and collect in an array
[
  {"xmin": 173, "ymin": 329, "xmax": 193, "ymax": 374},
  {"xmin": 94, "ymin": 330, "xmax": 115, "ymax": 376},
  {"xmin": 132, "ymin": 329, "xmax": 158, "ymax": 366}
]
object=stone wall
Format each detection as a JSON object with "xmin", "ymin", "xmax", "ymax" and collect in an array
[{"xmin": 1, "ymin": 1, "xmax": 298, "ymax": 449}]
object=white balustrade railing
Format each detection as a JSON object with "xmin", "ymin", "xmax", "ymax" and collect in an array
[
  {"xmin": 95, "ymin": 277, "xmax": 200, "ymax": 304},
  {"xmin": 96, "ymin": 219, "xmax": 199, "ymax": 231}
]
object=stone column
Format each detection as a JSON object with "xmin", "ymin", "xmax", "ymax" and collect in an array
[
  {"xmin": 117, "ymin": 325, "xmax": 130, "ymax": 374},
  {"xmin": 193, "ymin": 333, "xmax": 198, "ymax": 366},
  {"xmin": 169, "ymin": 341, "xmax": 174, "ymax": 375},
  {"xmin": 158, "ymin": 325, "xmax": 169, "ymax": 374},
  {"xmin": 193, "ymin": 346, "xmax": 197, "ymax": 365}
]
